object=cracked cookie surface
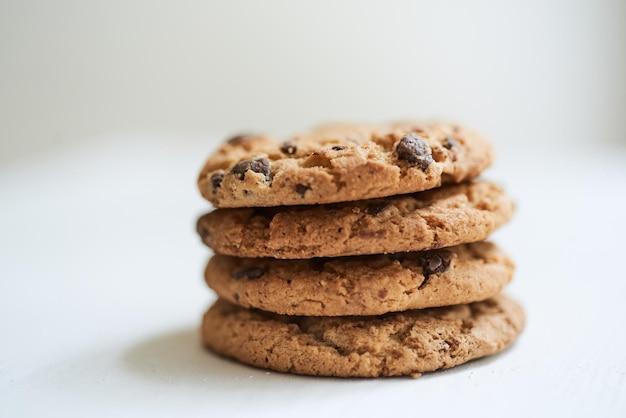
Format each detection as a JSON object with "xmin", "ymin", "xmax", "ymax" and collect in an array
[
  {"xmin": 196, "ymin": 181, "xmax": 514, "ymax": 259},
  {"xmin": 198, "ymin": 121, "xmax": 493, "ymax": 207},
  {"xmin": 206, "ymin": 242, "xmax": 514, "ymax": 316},
  {"xmin": 201, "ymin": 294, "xmax": 525, "ymax": 377}
]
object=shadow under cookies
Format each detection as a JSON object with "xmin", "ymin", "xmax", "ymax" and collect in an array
[
  {"xmin": 123, "ymin": 326, "xmax": 326, "ymax": 393},
  {"xmin": 124, "ymin": 327, "xmax": 259, "ymax": 382}
]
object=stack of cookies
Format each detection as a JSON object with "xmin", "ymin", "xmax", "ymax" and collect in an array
[{"xmin": 196, "ymin": 122, "xmax": 524, "ymax": 378}]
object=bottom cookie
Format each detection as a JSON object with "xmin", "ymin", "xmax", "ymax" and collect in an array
[{"xmin": 201, "ymin": 294, "xmax": 525, "ymax": 377}]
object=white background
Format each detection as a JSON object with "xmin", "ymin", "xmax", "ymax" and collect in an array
[
  {"xmin": 1, "ymin": 1, "xmax": 626, "ymax": 417},
  {"xmin": 1, "ymin": 0, "xmax": 625, "ymax": 160}
]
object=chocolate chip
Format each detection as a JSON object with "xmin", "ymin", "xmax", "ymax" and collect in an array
[
  {"xmin": 417, "ymin": 249, "xmax": 454, "ymax": 289},
  {"xmin": 443, "ymin": 137, "xmax": 459, "ymax": 149},
  {"xmin": 210, "ymin": 172, "xmax": 224, "ymax": 190},
  {"xmin": 331, "ymin": 145, "xmax": 346, "ymax": 151},
  {"xmin": 280, "ymin": 141, "xmax": 297, "ymax": 155},
  {"xmin": 396, "ymin": 134, "xmax": 433, "ymax": 171},
  {"xmin": 230, "ymin": 157, "xmax": 271, "ymax": 180},
  {"xmin": 227, "ymin": 134, "xmax": 256, "ymax": 145},
  {"xmin": 365, "ymin": 202, "xmax": 390, "ymax": 216},
  {"xmin": 295, "ymin": 183, "xmax": 311, "ymax": 198},
  {"xmin": 233, "ymin": 267, "xmax": 265, "ymax": 280},
  {"xmin": 421, "ymin": 249, "xmax": 454, "ymax": 275}
]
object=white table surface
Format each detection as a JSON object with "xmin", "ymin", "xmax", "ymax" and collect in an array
[{"xmin": 1, "ymin": 135, "xmax": 625, "ymax": 417}]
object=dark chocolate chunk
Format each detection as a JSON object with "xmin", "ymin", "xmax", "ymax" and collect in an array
[
  {"xmin": 420, "ymin": 249, "xmax": 454, "ymax": 275},
  {"xmin": 233, "ymin": 267, "xmax": 265, "ymax": 280},
  {"xmin": 417, "ymin": 249, "xmax": 454, "ymax": 289},
  {"xmin": 365, "ymin": 202, "xmax": 391, "ymax": 216},
  {"xmin": 331, "ymin": 145, "xmax": 346, "ymax": 151},
  {"xmin": 226, "ymin": 134, "xmax": 257, "ymax": 145},
  {"xmin": 280, "ymin": 141, "xmax": 297, "ymax": 155},
  {"xmin": 230, "ymin": 157, "xmax": 271, "ymax": 181},
  {"xmin": 210, "ymin": 172, "xmax": 224, "ymax": 190},
  {"xmin": 295, "ymin": 183, "xmax": 311, "ymax": 198},
  {"xmin": 395, "ymin": 134, "xmax": 433, "ymax": 171},
  {"xmin": 443, "ymin": 137, "xmax": 459, "ymax": 149}
]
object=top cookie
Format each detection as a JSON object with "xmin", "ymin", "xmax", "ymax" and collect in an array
[{"xmin": 198, "ymin": 121, "xmax": 494, "ymax": 207}]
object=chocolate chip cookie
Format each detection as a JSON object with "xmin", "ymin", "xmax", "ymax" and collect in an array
[
  {"xmin": 196, "ymin": 181, "xmax": 514, "ymax": 259},
  {"xmin": 205, "ymin": 242, "xmax": 514, "ymax": 316},
  {"xmin": 201, "ymin": 294, "xmax": 525, "ymax": 377},
  {"xmin": 198, "ymin": 121, "xmax": 494, "ymax": 207}
]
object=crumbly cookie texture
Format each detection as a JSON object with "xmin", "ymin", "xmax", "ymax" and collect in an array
[
  {"xmin": 206, "ymin": 242, "xmax": 514, "ymax": 316},
  {"xmin": 202, "ymin": 294, "xmax": 525, "ymax": 377},
  {"xmin": 196, "ymin": 181, "xmax": 514, "ymax": 259},
  {"xmin": 198, "ymin": 121, "xmax": 494, "ymax": 208}
]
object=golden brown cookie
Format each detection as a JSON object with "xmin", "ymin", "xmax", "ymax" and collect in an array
[
  {"xmin": 205, "ymin": 242, "xmax": 514, "ymax": 316},
  {"xmin": 201, "ymin": 294, "xmax": 525, "ymax": 377},
  {"xmin": 196, "ymin": 181, "xmax": 514, "ymax": 259},
  {"xmin": 198, "ymin": 121, "xmax": 493, "ymax": 207}
]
